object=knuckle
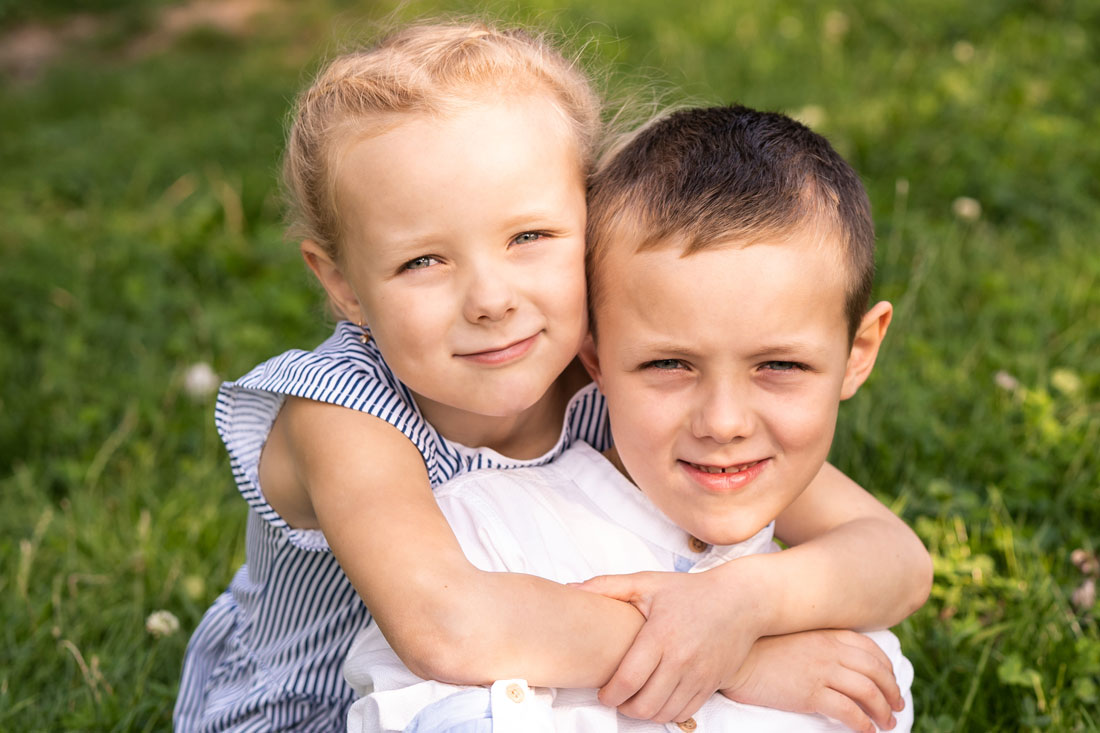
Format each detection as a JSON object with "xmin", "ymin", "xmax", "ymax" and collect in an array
[
  {"xmin": 852, "ymin": 676, "xmax": 879, "ymax": 700},
  {"xmin": 835, "ymin": 629, "xmax": 863, "ymax": 644},
  {"xmin": 623, "ymin": 698, "xmax": 661, "ymax": 720}
]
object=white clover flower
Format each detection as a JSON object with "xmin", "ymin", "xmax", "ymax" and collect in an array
[
  {"xmin": 1071, "ymin": 549, "xmax": 1098, "ymax": 576},
  {"xmin": 1072, "ymin": 579, "xmax": 1096, "ymax": 611},
  {"xmin": 183, "ymin": 362, "xmax": 220, "ymax": 399},
  {"xmin": 145, "ymin": 609, "xmax": 180, "ymax": 638},
  {"xmin": 952, "ymin": 196, "xmax": 982, "ymax": 222},
  {"xmin": 994, "ymin": 370, "xmax": 1020, "ymax": 392}
]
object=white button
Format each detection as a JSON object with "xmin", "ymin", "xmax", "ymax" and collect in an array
[{"xmin": 505, "ymin": 682, "xmax": 525, "ymax": 703}]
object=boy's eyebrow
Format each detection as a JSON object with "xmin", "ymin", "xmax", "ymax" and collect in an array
[
  {"xmin": 744, "ymin": 341, "xmax": 829, "ymax": 360},
  {"xmin": 622, "ymin": 341, "xmax": 699, "ymax": 359}
]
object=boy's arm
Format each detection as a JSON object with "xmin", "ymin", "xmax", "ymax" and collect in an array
[
  {"xmin": 282, "ymin": 397, "xmax": 643, "ymax": 687},
  {"xmin": 577, "ymin": 461, "xmax": 930, "ymax": 720}
]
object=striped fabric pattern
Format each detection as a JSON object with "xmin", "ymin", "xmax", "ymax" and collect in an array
[{"xmin": 174, "ymin": 322, "xmax": 610, "ymax": 732}]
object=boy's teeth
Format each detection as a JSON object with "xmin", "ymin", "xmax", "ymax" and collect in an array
[{"xmin": 695, "ymin": 460, "xmax": 760, "ymax": 474}]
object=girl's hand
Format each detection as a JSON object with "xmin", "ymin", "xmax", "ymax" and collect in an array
[
  {"xmin": 721, "ymin": 629, "xmax": 905, "ymax": 733},
  {"xmin": 573, "ymin": 569, "xmax": 764, "ymax": 723}
]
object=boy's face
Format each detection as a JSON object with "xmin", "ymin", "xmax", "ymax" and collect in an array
[{"xmin": 581, "ymin": 229, "xmax": 889, "ymax": 546}]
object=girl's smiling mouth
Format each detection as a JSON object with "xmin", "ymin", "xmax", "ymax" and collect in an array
[{"xmin": 457, "ymin": 333, "xmax": 540, "ymax": 365}]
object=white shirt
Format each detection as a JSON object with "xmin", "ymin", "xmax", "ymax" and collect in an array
[{"xmin": 345, "ymin": 442, "xmax": 914, "ymax": 732}]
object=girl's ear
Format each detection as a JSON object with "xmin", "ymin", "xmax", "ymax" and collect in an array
[
  {"xmin": 577, "ymin": 332, "xmax": 603, "ymax": 389},
  {"xmin": 301, "ymin": 240, "xmax": 363, "ymax": 324},
  {"xmin": 840, "ymin": 300, "xmax": 893, "ymax": 400}
]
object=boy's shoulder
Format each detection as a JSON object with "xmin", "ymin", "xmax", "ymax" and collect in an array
[{"xmin": 434, "ymin": 441, "xmax": 609, "ymax": 501}]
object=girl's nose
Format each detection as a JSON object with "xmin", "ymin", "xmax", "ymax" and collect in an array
[
  {"xmin": 692, "ymin": 381, "xmax": 754, "ymax": 443},
  {"xmin": 462, "ymin": 264, "xmax": 518, "ymax": 323}
]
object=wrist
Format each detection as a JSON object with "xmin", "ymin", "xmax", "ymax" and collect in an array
[{"xmin": 706, "ymin": 555, "xmax": 783, "ymax": 640}]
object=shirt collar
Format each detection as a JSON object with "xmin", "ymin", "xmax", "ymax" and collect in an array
[{"xmin": 549, "ymin": 441, "xmax": 775, "ymax": 570}]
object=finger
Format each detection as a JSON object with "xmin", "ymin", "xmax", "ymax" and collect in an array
[
  {"xmin": 811, "ymin": 687, "xmax": 878, "ymax": 733},
  {"xmin": 834, "ymin": 632, "xmax": 904, "ymax": 712},
  {"xmin": 827, "ymin": 666, "xmax": 895, "ymax": 730},
  {"xmin": 572, "ymin": 572, "xmax": 654, "ymax": 605},
  {"xmin": 599, "ymin": 628, "xmax": 663, "ymax": 708},
  {"xmin": 661, "ymin": 685, "xmax": 713, "ymax": 726},
  {"xmin": 615, "ymin": 639, "xmax": 707, "ymax": 723},
  {"xmin": 643, "ymin": 671, "xmax": 703, "ymax": 724},
  {"xmin": 616, "ymin": 655, "xmax": 683, "ymax": 721}
]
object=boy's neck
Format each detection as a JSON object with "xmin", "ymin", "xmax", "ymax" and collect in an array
[
  {"xmin": 601, "ymin": 446, "xmax": 634, "ymax": 485},
  {"xmin": 416, "ymin": 358, "xmax": 590, "ymax": 460}
]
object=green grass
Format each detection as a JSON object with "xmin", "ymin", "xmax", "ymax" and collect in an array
[{"xmin": 1, "ymin": 0, "xmax": 1097, "ymax": 729}]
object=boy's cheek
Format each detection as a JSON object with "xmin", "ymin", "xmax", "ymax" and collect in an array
[{"xmin": 771, "ymin": 401, "xmax": 839, "ymax": 449}]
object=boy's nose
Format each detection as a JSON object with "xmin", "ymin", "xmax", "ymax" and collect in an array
[
  {"xmin": 462, "ymin": 265, "xmax": 518, "ymax": 323},
  {"xmin": 692, "ymin": 382, "xmax": 754, "ymax": 443}
]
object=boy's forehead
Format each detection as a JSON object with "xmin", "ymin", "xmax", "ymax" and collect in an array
[
  {"xmin": 596, "ymin": 225, "xmax": 848, "ymax": 292},
  {"xmin": 592, "ymin": 229, "xmax": 852, "ymax": 339}
]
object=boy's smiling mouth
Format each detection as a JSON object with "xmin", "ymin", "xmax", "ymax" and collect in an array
[
  {"xmin": 679, "ymin": 457, "xmax": 770, "ymax": 493},
  {"xmin": 685, "ymin": 459, "xmax": 765, "ymax": 474}
]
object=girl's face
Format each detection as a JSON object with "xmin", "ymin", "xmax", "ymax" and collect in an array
[{"xmin": 314, "ymin": 95, "xmax": 588, "ymax": 439}]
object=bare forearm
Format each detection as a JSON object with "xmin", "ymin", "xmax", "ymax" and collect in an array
[
  {"xmin": 382, "ymin": 564, "xmax": 644, "ymax": 687},
  {"xmin": 723, "ymin": 517, "xmax": 931, "ymax": 637}
]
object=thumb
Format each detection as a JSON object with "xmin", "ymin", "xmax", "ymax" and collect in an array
[{"xmin": 571, "ymin": 572, "xmax": 655, "ymax": 606}]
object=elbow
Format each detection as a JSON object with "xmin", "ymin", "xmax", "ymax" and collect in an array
[
  {"xmin": 385, "ymin": 581, "xmax": 499, "ymax": 685},
  {"xmin": 903, "ymin": 533, "xmax": 934, "ymax": 617},
  {"xmin": 399, "ymin": 630, "xmax": 486, "ymax": 684},
  {"xmin": 916, "ymin": 547, "xmax": 934, "ymax": 611},
  {"xmin": 402, "ymin": 645, "xmax": 465, "ymax": 684}
]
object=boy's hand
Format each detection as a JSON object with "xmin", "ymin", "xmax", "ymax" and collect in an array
[
  {"xmin": 573, "ymin": 569, "xmax": 764, "ymax": 723},
  {"xmin": 721, "ymin": 629, "xmax": 905, "ymax": 733}
]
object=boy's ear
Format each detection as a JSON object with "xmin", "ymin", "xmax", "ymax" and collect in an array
[
  {"xmin": 840, "ymin": 300, "xmax": 893, "ymax": 400},
  {"xmin": 577, "ymin": 332, "xmax": 603, "ymax": 389},
  {"xmin": 301, "ymin": 239, "xmax": 364, "ymax": 324}
]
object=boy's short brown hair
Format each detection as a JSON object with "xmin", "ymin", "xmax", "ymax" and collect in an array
[{"xmin": 586, "ymin": 105, "xmax": 876, "ymax": 341}]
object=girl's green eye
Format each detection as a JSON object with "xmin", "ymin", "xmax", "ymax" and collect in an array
[
  {"xmin": 513, "ymin": 232, "xmax": 543, "ymax": 245},
  {"xmin": 404, "ymin": 256, "xmax": 438, "ymax": 270}
]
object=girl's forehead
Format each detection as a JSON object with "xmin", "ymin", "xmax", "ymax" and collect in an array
[{"xmin": 331, "ymin": 96, "xmax": 588, "ymax": 255}]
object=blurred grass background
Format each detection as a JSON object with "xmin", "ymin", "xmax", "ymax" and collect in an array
[{"xmin": 1, "ymin": 0, "xmax": 1097, "ymax": 729}]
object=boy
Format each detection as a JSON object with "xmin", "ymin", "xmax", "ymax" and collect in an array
[{"xmin": 345, "ymin": 105, "xmax": 915, "ymax": 732}]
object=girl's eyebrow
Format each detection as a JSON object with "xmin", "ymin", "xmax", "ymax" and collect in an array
[
  {"xmin": 380, "ymin": 231, "xmax": 445, "ymax": 254},
  {"xmin": 499, "ymin": 209, "xmax": 572, "ymax": 230}
]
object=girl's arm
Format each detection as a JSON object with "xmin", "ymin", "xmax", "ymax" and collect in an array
[
  {"xmin": 576, "ymin": 461, "xmax": 931, "ymax": 721},
  {"xmin": 270, "ymin": 396, "xmax": 643, "ymax": 687},
  {"xmin": 271, "ymin": 398, "xmax": 926, "ymax": 715}
]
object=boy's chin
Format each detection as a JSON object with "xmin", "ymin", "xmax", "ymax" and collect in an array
[{"xmin": 692, "ymin": 523, "xmax": 769, "ymax": 547}]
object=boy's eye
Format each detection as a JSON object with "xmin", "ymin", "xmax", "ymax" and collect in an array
[
  {"xmin": 644, "ymin": 359, "xmax": 686, "ymax": 371},
  {"xmin": 511, "ymin": 231, "xmax": 544, "ymax": 245},
  {"xmin": 762, "ymin": 361, "xmax": 808, "ymax": 372},
  {"xmin": 402, "ymin": 255, "xmax": 440, "ymax": 271}
]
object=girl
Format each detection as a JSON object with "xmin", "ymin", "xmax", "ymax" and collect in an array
[{"xmin": 175, "ymin": 20, "xmax": 930, "ymax": 732}]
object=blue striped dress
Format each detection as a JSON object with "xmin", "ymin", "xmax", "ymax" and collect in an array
[{"xmin": 174, "ymin": 321, "xmax": 611, "ymax": 732}]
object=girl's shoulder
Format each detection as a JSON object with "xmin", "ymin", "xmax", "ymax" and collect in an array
[{"xmin": 232, "ymin": 321, "xmax": 412, "ymax": 417}]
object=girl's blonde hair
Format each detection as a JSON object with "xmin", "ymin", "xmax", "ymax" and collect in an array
[{"xmin": 283, "ymin": 20, "xmax": 603, "ymax": 260}]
